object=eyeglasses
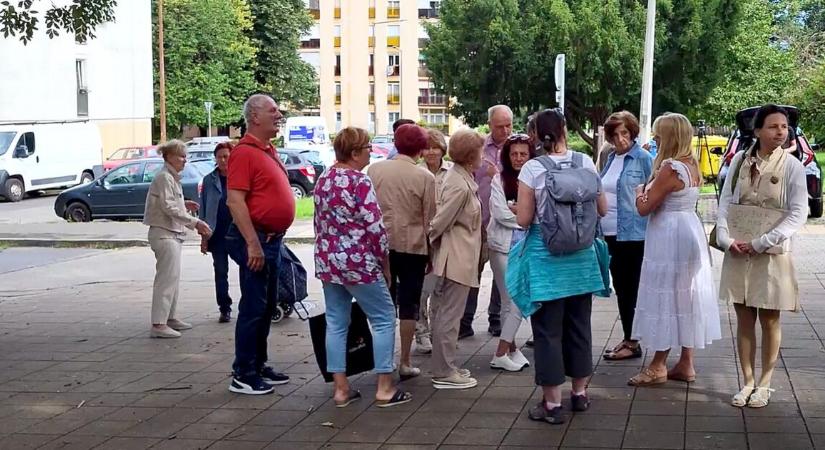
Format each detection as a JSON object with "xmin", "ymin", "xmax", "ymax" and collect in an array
[{"xmin": 506, "ymin": 133, "xmax": 531, "ymax": 143}]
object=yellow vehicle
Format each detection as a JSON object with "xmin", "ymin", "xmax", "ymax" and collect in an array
[{"xmin": 694, "ymin": 135, "xmax": 728, "ymax": 179}]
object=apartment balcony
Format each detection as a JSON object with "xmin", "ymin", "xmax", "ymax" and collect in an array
[
  {"xmin": 418, "ymin": 95, "xmax": 447, "ymax": 106},
  {"xmin": 334, "ymin": 8, "xmax": 341, "ymax": 18},
  {"xmin": 369, "ymin": 7, "xmax": 375, "ymax": 18},
  {"xmin": 309, "ymin": 9, "xmax": 320, "ymax": 19},
  {"xmin": 418, "ymin": 66, "xmax": 430, "ymax": 77},
  {"xmin": 334, "ymin": 65, "xmax": 341, "ymax": 76},
  {"xmin": 368, "ymin": 36, "xmax": 375, "ymax": 47},
  {"xmin": 387, "ymin": 65, "xmax": 400, "ymax": 77},
  {"xmin": 418, "ymin": 9, "xmax": 439, "ymax": 19},
  {"xmin": 387, "ymin": 94, "xmax": 400, "ymax": 105},
  {"xmin": 387, "ymin": 36, "xmax": 400, "ymax": 47},
  {"xmin": 369, "ymin": 94, "xmax": 375, "ymax": 104},
  {"xmin": 369, "ymin": 65, "xmax": 374, "ymax": 76},
  {"xmin": 334, "ymin": 37, "xmax": 341, "ymax": 47},
  {"xmin": 301, "ymin": 39, "xmax": 320, "ymax": 49},
  {"xmin": 335, "ymin": 94, "xmax": 341, "ymax": 105},
  {"xmin": 418, "ymin": 38, "xmax": 429, "ymax": 49},
  {"xmin": 387, "ymin": 7, "xmax": 400, "ymax": 18}
]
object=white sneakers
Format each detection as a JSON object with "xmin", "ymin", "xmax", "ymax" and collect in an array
[
  {"xmin": 150, "ymin": 319, "xmax": 193, "ymax": 338},
  {"xmin": 491, "ymin": 350, "xmax": 531, "ymax": 372},
  {"xmin": 399, "ymin": 365, "xmax": 421, "ymax": 379}
]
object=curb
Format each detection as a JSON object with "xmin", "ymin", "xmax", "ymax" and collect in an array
[{"xmin": 0, "ymin": 236, "xmax": 316, "ymax": 249}]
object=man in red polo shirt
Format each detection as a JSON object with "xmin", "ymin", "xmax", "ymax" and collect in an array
[{"xmin": 225, "ymin": 94, "xmax": 296, "ymax": 395}]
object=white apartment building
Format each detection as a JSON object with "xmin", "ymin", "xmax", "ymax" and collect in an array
[{"xmin": 0, "ymin": 1, "xmax": 154, "ymax": 157}]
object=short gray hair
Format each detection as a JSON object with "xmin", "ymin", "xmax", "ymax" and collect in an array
[
  {"xmin": 488, "ymin": 104, "xmax": 513, "ymax": 123},
  {"xmin": 243, "ymin": 94, "xmax": 274, "ymax": 126},
  {"xmin": 158, "ymin": 139, "xmax": 186, "ymax": 160}
]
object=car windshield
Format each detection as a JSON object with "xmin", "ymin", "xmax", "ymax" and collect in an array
[
  {"xmin": 0, "ymin": 132, "xmax": 17, "ymax": 156},
  {"xmin": 108, "ymin": 148, "xmax": 129, "ymax": 160},
  {"xmin": 188, "ymin": 160, "xmax": 215, "ymax": 176},
  {"xmin": 301, "ymin": 150, "xmax": 323, "ymax": 165}
]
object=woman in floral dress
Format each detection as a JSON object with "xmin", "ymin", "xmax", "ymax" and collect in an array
[{"xmin": 314, "ymin": 127, "xmax": 412, "ymax": 408}]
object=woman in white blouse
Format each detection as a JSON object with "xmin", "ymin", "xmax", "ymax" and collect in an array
[{"xmin": 716, "ymin": 104, "xmax": 808, "ymax": 408}]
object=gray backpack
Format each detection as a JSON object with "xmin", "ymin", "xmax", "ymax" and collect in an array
[{"xmin": 536, "ymin": 152, "xmax": 601, "ymax": 255}]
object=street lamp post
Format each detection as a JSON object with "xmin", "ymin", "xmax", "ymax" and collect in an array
[
  {"xmin": 639, "ymin": 0, "xmax": 656, "ymax": 143},
  {"xmin": 204, "ymin": 101, "xmax": 213, "ymax": 137},
  {"xmin": 157, "ymin": 0, "xmax": 167, "ymax": 142}
]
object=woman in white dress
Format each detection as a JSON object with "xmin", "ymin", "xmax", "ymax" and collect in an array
[{"xmin": 628, "ymin": 113, "xmax": 721, "ymax": 386}]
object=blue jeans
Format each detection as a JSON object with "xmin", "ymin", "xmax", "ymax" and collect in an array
[
  {"xmin": 322, "ymin": 279, "xmax": 396, "ymax": 374},
  {"xmin": 208, "ymin": 237, "xmax": 232, "ymax": 314},
  {"xmin": 226, "ymin": 225, "xmax": 283, "ymax": 378}
]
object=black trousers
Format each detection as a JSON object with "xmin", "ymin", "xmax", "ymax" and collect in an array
[
  {"xmin": 389, "ymin": 250, "xmax": 428, "ymax": 321},
  {"xmin": 604, "ymin": 236, "xmax": 645, "ymax": 342},
  {"xmin": 530, "ymin": 294, "xmax": 593, "ymax": 386}
]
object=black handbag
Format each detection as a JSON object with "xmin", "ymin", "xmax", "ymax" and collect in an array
[
  {"xmin": 277, "ymin": 244, "xmax": 308, "ymax": 305},
  {"xmin": 309, "ymin": 302, "xmax": 375, "ymax": 382}
]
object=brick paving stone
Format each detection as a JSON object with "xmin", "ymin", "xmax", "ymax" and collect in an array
[
  {"xmin": 502, "ymin": 427, "xmax": 565, "ymax": 447},
  {"xmin": 747, "ymin": 432, "xmax": 814, "ymax": 450},
  {"xmin": 386, "ymin": 426, "xmax": 451, "ymax": 445},
  {"xmin": 0, "ymin": 433, "xmax": 55, "ymax": 450},
  {"xmin": 92, "ymin": 436, "xmax": 161, "ymax": 449},
  {"xmin": 683, "ymin": 432, "xmax": 747, "ymax": 450},
  {"xmin": 622, "ymin": 430, "xmax": 684, "ymax": 449},
  {"xmin": 685, "ymin": 415, "xmax": 745, "ymax": 432},
  {"xmin": 175, "ymin": 422, "xmax": 238, "ymax": 440},
  {"xmin": 442, "ymin": 427, "xmax": 508, "ymax": 446}
]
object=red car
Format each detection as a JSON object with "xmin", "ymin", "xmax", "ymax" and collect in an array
[{"xmin": 104, "ymin": 145, "xmax": 159, "ymax": 171}]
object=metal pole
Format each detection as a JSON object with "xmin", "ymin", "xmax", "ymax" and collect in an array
[
  {"xmin": 399, "ymin": 47, "xmax": 403, "ymax": 119},
  {"xmin": 157, "ymin": 0, "xmax": 167, "ymax": 142},
  {"xmin": 205, "ymin": 101, "xmax": 213, "ymax": 137},
  {"xmin": 639, "ymin": 0, "xmax": 656, "ymax": 143},
  {"xmin": 554, "ymin": 54, "xmax": 565, "ymax": 113}
]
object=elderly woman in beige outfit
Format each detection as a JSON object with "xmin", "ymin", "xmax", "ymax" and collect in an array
[
  {"xmin": 716, "ymin": 105, "xmax": 807, "ymax": 408},
  {"xmin": 428, "ymin": 129, "xmax": 484, "ymax": 390},
  {"xmin": 143, "ymin": 140, "xmax": 212, "ymax": 338}
]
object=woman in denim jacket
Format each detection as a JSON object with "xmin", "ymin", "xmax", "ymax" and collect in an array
[{"xmin": 599, "ymin": 111, "xmax": 653, "ymax": 361}]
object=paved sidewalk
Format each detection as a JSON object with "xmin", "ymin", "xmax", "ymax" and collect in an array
[
  {"xmin": 1, "ymin": 239, "xmax": 825, "ymax": 449},
  {"xmin": 0, "ymin": 220, "xmax": 316, "ymax": 247}
]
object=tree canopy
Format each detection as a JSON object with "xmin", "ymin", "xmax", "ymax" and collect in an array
[
  {"xmin": 153, "ymin": 0, "xmax": 257, "ymax": 136},
  {"xmin": 424, "ymin": 0, "xmax": 742, "ymax": 147},
  {"xmin": 0, "ymin": 0, "xmax": 117, "ymax": 44}
]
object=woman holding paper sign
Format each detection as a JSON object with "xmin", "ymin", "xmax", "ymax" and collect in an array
[{"xmin": 716, "ymin": 104, "xmax": 808, "ymax": 409}]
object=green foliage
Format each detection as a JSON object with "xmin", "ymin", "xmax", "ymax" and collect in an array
[
  {"xmin": 295, "ymin": 197, "xmax": 314, "ymax": 219},
  {"xmin": 424, "ymin": 0, "xmax": 742, "ymax": 150},
  {"xmin": 792, "ymin": 61, "xmax": 825, "ymax": 142},
  {"xmin": 693, "ymin": 0, "xmax": 798, "ymax": 126},
  {"xmin": 153, "ymin": 0, "xmax": 257, "ymax": 137},
  {"xmin": 0, "ymin": 0, "xmax": 116, "ymax": 44},
  {"xmin": 247, "ymin": 0, "xmax": 318, "ymax": 110}
]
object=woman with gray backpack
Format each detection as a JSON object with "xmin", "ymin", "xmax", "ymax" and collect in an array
[{"xmin": 507, "ymin": 108, "xmax": 607, "ymax": 425}]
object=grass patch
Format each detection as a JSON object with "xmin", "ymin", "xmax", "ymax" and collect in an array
[
  {"xmin": 295, "ymin": 197, "xmax": 314, "ymax": 220},
  {"xmin": 817, "ymin": 151, "xmax": 825, "ymax": 169}
]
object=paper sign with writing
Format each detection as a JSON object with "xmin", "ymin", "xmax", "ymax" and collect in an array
[{"xmin": 727, "ymin": 204, "xmax": 786, "ymax": 254}]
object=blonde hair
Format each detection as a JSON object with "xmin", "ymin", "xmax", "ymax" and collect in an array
[
  {"xmin": 426, "ymin": 128, "xmax": 447, "ymax": 155},
  {"xmin": 158, "ymin": 139, "xmax": 187, "ymax": 160},
  {"xmin": 448, "ymin": 129, "xmax": 484, "ymax": 166},
  {"xmin": 333, "ymin": 127, "xmax": 370, "ymax": 163},
  {"xmin": 650, "ymin": 113, "xmax": 698, "ymax": 181}
]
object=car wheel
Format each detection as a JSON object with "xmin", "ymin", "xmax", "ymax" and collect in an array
[
  {"xmin": 290, "ymin": 183, "xmax": 306, "ymax": 199},
  {"xmin": 80, "ymin": 171, "xmax": 94, "ymax": 185},
  {"xmin": 3, "ymin": 178, "xmax": 24, "ymax": 202},
  {"xmin": 810, "ymin": 197, "xmax": 823, "ymax": 218},
  {"xmin": 65, "ymin": 202, "xmax": 92, "ymax": 222}
]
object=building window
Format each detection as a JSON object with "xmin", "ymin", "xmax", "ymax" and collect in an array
[
  {"xmin": 334, "ymin": 0, "xmax": 341, "ymax": 19},
  {"xmin": 76, "ymin": 59, "xmax": 88, "ymax": 117},
  {"xmin": 336, "ymin": 112, "xmax": 342, "ymax": 132},
  {"xmin": 387, "ymin": 25, "xmax": 400, "ymax": 47},
  {"xmin": 418, "ymin": 87, "xmax": 447, "ymax": 105},
  {"xmin": 418, "ymin": 24, "xmax": 429, "ymax": 49},
  {"xmin": 305, "ymin": 0, "xmax": 320, "ymax": 19},
  {"xmin": 369, "ymin": 83, "xmax": 375, "ymax": 104},
  {"xmin": 301, "ymin": 24, "xmax": 321, "ymax": 49},
  {"xmin": 418, "ymin": 53, "xmax": 429, "ymax": 77},
  {"xmin": 388, "ymin": 0, "xmax": 400, "ymax": 18},
  {"xmin": 369, "ymin": 53, "xmax": 374, "ymax": 76},
  {"xmin": 418, "ymin": 0, "xmax": 440, "ymax": 18},
  {"xmin": 368, "ymin": 112, "xmax": 376, "ymax": 134},
  {"xmin": 335, "ymin": 83, "xmax": 342, "ymax": 105},
  {"xmin": 369, "ymin": 0, "xmax": 376, "ymax": 18},
  {"xmin": 388, "ymin": 83, "xmax": 400, "ymax": 105},
  {"xmin": 368, "ymin": 25, "xmax": 375, "ymax": 47},
  {"xmin": 387, "ymin": 54, "xmax": 400, "ymax": 76},
  {"xmin": 334, "ymin": 25, "xmax": 341, "ymax": 48},
  {"xmin": 300, "ymin": 52, "xmax": 321, "ymax": 75},
  {"xmin": 388, "ymin": 112, "xmax": 400, "ymax": 125},
  {"xmin": 334, "ymin": 54, "xmax": 341, "ymax": 76},
  {"xmin": 421, "ymin": 108, "xmax": 447, "ymax": 124}
]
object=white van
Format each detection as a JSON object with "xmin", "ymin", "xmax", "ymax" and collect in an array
[
  {"xmin": 283, "ymin": 116, "xmax": 335, "ymax": 166},
  {"xmin": 0, "ymin": 121, "xmax": 103, "ymax": 202}
]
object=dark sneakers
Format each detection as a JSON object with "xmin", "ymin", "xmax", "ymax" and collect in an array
[
  {"xmin": 528, "ymin": 401, "xmax": 565, "ymax": 424},
  {"xmin": 458, "ymin": 328, "xmax": 474, "ymax": 340},
  {"xmin": 219, "ymin": 312, "xmax": 231, "ymax": 323},
  {"xmin": 260, "ymin": 366, "xmax": 290, "ymax": 386},
  {"xmin": 229, "ymin": 376, "xmax": 274, "ymax": 395},
  {"xmin": 570, "ymin": 393, "xmax": 591, "ymax": 412}
]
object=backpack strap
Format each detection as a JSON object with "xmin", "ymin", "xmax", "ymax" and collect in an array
[
  {"xmin": 571, "ymin": 151, "xmax": 584, "ymax": 168},
  {"xmin": 536, "ymin": 155, "xmax": 559, "ymax": 172}
]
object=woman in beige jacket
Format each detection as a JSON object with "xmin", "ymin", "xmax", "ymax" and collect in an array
[
  {"xmin": 428, "ymin": 129, "xmax": 484, "ymax": 390},
  {"xmin": 143, "ymin": 140, "xmax": 212, "ymax": 338}
]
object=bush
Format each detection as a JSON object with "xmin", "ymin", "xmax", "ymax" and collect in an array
[{"xmin": 568, "ymin": 134, "xmax": 594, "ymax": 156}]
